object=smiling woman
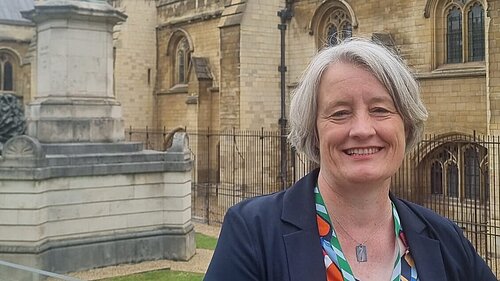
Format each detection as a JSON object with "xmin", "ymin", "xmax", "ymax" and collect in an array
[
  {"xmin": 315, "ymin": 63, "xmax": 406, "ymax": 191},
  {"xmin": 204, "ymin": 38, "xmax": 496, "ymax": 281}
]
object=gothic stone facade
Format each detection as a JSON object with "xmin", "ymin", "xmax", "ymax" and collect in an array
[
  {"xmin": 110, "ymin": 0, "xmax": 497, "ymax": 198},
  {"xmin": 2, "ymin": 0, "xmax": 497, "ymax": 205},
  {"xmin": 113, "ymin": 0, "xmax": 500, "ymax": 256},
  {"xmin": 108, "ymin": 0, "xmax": 495, "ymax": 136}
]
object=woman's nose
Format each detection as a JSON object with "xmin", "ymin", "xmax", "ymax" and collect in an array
[{"xmin": 348, "ymin": 113, "xmax": 376, "ymax": 138}]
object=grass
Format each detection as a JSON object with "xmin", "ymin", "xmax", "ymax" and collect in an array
[
  {"xmin": 99, "ymin": 269, "xmax": 203, "ymax": 281},
  {"xmin": 195, "ymin": 232, "xmax": 218, "ymax": 250},
  {"xmin": 99, "ymin": 232, "xmax": 217, "ymax": 281}
]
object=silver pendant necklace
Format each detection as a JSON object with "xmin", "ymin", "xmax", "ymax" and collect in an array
[
  {"xmin": 355, "ymin": 244, "xmax": 368, "ymax": 262},
  {"xmin": 331, "ymin": 215, "xmax": 387, "ymax": 263}
]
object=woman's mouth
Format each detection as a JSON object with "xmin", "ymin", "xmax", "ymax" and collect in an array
[{"xmin": 345, "ymin": 147, "xmax": 381, "ymax": 156}]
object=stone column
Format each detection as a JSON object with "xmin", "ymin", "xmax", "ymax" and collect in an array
[{"xmin": 22, "ymin": 0, "xmax": 127, "ymax": 142}]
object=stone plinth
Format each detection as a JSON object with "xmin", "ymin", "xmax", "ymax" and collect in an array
[
  {"xmin": 21, "ymin": 0, "xmax": 127, "ymax": 143},
  {"xmin": 0, "ymin": 133, "xmax": 195, "ymax": 277}
]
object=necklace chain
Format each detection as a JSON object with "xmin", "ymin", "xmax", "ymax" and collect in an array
[
  {"xmin": 330, "ymin": 214, "xmax": 388, "ymax": 246},
  {"xmin": 330, "ymin": 210, "xmax": 392, "ymax": 262}
]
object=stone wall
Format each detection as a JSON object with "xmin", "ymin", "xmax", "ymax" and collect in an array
[
  {"xmin": 488, "ymin": 0, "xmax": 500, "ymax": 135},
  {"xmin": 112, "ymin": 0, "xmax": 157, "ymax": 129},
  {"xmin": 238, "ymin": 0, "xmax": 282, "ymax": 130},
  {"xmin": 420, "ymin": 76, "xmax": 488, "ymax": 135}
]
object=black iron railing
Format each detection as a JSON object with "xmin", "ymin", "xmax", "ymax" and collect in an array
[{"xmin": 128, "ymin": 127, "xmax": 500, "ymax": 276}]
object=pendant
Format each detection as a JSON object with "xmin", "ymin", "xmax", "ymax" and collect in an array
[{"xmin": 356, "ymin": 244, "xmax": 368, "ymax": 262}]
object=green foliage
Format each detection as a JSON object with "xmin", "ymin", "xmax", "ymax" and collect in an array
[{"xmin": 195, "ymin": 232, "xmax": 218, "ymax": 250}]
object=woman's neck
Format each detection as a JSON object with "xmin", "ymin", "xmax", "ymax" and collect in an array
[{"xmin": 317, "ymin": 170, "xmax": 392, "ymax": 227}]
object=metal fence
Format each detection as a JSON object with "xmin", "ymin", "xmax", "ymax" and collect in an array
[{"xmin": 127, "ymin": 128, "xmax": 500, "ymax": 276}]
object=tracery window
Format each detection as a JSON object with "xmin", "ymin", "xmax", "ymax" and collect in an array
[
  {"xmin": 324, "ymin": 9, "xmax": 352, "ymax": 46},
  {"xmin": 426, "ymin": 140, "xmax": 488, "ymax": 202},
  {"xmin": 431, "ymin": 161, "xmax": 443, "ymax": 194},
  {"xmin": 464, "ymin": 147, "xmax": 480, "ymax": 199},
  {"xmin": 447, "ymin": 162, "xmax": 459, "ymax": 197},
  {"xmin": 311, "ymin": 1, "xmax": 356, "ymax": 49},
  {"xmin": 428, "ymin": 0, "xmax": 485, "ymax": 67},
  {"xmin": 444, "ymin": 1, "xmax": 485, "ymax": 64}
]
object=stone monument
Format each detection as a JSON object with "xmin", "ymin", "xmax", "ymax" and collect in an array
[{"xmin": 0, "ymin": 0, "xmax": 195, "ymax": 278}]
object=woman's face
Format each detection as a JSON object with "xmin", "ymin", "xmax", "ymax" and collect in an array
[{"xmin": 316, "ymin": 62, "xmax": 406, "ymax": 187}]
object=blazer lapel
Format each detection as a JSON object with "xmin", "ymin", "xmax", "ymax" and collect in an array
[
  {"xmin": 404, "ymin": 230, "xmax": 447, "ymax": 281},
  {"xmin": 392, "ymin": 196, "xmax": 448, "ymax": 281},
  {"xmin": 284, "ymin": 229, "xmax": 326, "ymax": 281},
  {"xmin": 282, "ymin": 169, "xmax": 326, "ymax": 281}
]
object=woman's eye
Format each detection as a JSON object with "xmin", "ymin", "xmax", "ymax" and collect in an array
[
  {"xmin": 371, "ymin": 107, "xmax": 391, "ymax": 115},
  {"xmin": 330, "ymin": 110, "xmax": 350, "ymax": 119}
]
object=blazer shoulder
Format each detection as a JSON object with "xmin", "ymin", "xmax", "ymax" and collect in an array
[
  {"xmin": 395, "ymin": 197, "xmax": 458, "ymax": 229},
  {"xmin": 227, "ymin": 169, "xmax": 318, "ymax": 224},
  {"xmin": 227, "ymin": 190, "xmax": 287, "ymax": 222}
]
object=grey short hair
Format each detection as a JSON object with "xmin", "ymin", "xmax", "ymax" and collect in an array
[{"xmin": 288, "ymin": 37, "xmax": 428, "ymax": 164}]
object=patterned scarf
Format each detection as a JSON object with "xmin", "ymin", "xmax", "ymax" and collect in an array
[{"xmin": 314, "ymin": 186, "xmax": 419, "ymax": 281}]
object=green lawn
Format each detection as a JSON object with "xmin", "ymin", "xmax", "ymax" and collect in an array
[
  {"xmin": 99, "ymin": 232, "xmax": 217, "ymax": 281},
  {"xmin": 195, "ymin": 232, "xmax": 217, "ymax": 250},
  {"xmin": 99, "ymin": 269, "xmax": 203, "ymax": 281}
]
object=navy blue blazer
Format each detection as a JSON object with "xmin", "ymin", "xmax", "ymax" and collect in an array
[{"xmin": 204, "ymin": 169, "xmax": 496, "ymax": 281}]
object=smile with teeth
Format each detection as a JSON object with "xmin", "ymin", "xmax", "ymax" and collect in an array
[{"xmin": 345, "ymin": 147, "xmax": 381, "ymax": 155}]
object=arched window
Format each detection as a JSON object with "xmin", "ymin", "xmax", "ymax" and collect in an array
[
  {"xmin": 447, "ymin": 162, "xmax": 459, "ymax": 197},
  {"xmin": 427, "ymin": 0, "xmax": 485, "ymax": 67},
  {"xmin": 464, "ymin": 147, "xmax": 480, "ymax": 199},
  {"xmin": 447, "ymin": 6, "xmax": 462, "ymax": 63},
  {"xmin": 0, "ymin": 52, "xmax": 15, "ymax": 92},
  {"xmin": 175, "ymin": 37, "xmax": 190, "ymax": 84},
  {"xmin": 326, "ymin": 25, "xmax": 338, "ymax": 46},
  {"xmin": 422, "ymin": 139, "xmax": 488, "ymax": 201},
  {"xmin": 310, "ymin": 1, "xmax": 357, "ymax": 49},
  {"xmin": 3, "ymin": 61, "xmax": 13, "ymax": 91},
  {"xmin": 467, "ymin": 2, "xmax": 485, "ymax": 61},
  {"xmin": 324, "ymin": 9, "xmax": 352, "ymax": 46},
  {"xmin": 431, "ymin": 161, "xmax": 443, "ymax": 194}
]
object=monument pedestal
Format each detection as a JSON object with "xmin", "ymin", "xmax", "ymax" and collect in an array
[
  {"xmin": 0, "ymin": 134, "xmax": 195, "ymax": 275},
  {"xmin": 27, "ymin": 97, "xmax": 124, "ymax": 142},
  {"xmin": 22, "ymin": 0, "xmax": 126, "ymax": 143},
  {"xmin": 0, "ymin": 1, "xmax": 196, "ymax": 278}
]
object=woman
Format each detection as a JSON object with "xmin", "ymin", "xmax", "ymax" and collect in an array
[{"xmin": 204, "ymin": 38, "xmax": 496, "ymax": 281}]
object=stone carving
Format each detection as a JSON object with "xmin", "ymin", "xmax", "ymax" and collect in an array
[
  {"xmin": 0, "ymin": 94, "xmax": 26, "ymax": 152},
  {"xmin": 3, "ymin": 135, "xmax": 43, "ymax": 159},
  {"xmin": 165, "ymin": 131, "xmax": 190, "ymax": 162},
  {"xmin": 164, "ymin": 126, "xmax": 186, "ymax": 151}
]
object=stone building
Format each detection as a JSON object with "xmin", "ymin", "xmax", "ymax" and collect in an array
[
  {"xmin": 111, "ymin": 0, "xmax": 495, "ymax": 199},
  {"xmin": 2, "ymin": 0, "xmax": 500, "ymax": 269},
  {"xmin": 110, "ymin": 0, "xmax": 500, "ymax": 265},
  {"xmin": 1, "ymin": 0, "xmax": 496, "ymax": 154}
]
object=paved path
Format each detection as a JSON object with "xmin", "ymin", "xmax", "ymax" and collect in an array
[{"xmin": 68, "ymin": 222, "xmax": 220, "ymax": 280}]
